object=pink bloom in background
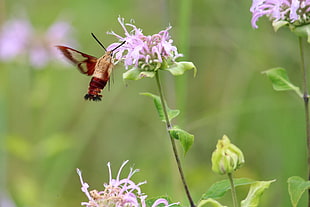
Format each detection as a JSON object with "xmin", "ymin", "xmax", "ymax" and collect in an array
[
  {"xmin": 0, "ymin": 19, "xmax": 33, "ymax": 60},
  {"xmin": 107, "ymin": 17, "xmax": 182, "ymax": 71},
  {"xmin": 0, "ymin": 17, "xmax": 74, "ymax": 68},
  {"xmin": 250, "ymin": 0, "xmax": 310, "ymax": 28},
  {"xmin": 77, "ymin": 160, "xmax": 177, "ymax": 207}
]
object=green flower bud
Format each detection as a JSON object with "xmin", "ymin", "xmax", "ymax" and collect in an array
[{"xmin": 211, "ymin": 135, "xmax": 245, "ymax": 175}]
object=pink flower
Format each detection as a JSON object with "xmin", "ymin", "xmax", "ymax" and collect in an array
[
  {"xmin": 77, "ymin": 160, "xmax": 178, "ymax": 207},
  {"xmin": 0, "ymin": 17, "xmax": 75, "ymax": 68},
  {"xmin": 107, "ymin": 17, "xmax": 182, "ymax": 71},
  {"xmin": 250, "ymin": 0, "xmax": 310, "ymax": 28},
  {"xmin": 0, "ymin": 18, "xmax": 33, "ymax": 60}
]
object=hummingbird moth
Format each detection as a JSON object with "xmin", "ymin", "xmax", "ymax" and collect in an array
[{"xmin": 56, "ymin": 33, "xmax": 125, "ymax": 101}]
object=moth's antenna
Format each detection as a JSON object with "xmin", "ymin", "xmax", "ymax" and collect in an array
[
  {"xmin": 91, "ymin": 33, "xmax": 107, "ymax": 51},
  {"xmin": 111, "ymin": 41, "xmax": 126, "ymax": 52}
]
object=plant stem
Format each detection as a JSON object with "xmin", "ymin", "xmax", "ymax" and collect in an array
[
  {"xmin": 298, "ymin": 37, "xmax": 310, "ymax": 207},
  {"xmin": 228, "ymin": 173, "xmax": 239, "ymax": 207},
  {"xmin": 155, "ymin": 71, "xmax": 195, "ymax": 207}
]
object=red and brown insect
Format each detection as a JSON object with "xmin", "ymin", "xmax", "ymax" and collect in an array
[{"xmin": 56, "ymin": 33, "xmax": 125, "ymax": 101}]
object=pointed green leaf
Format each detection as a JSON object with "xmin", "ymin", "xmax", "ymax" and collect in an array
[
  {"xmin": 201, "ymin": 178, "xmax": 255, "ymax": 200},
  {"xmin": 140, "ymin": 92, "xmax": 180, "ymax": 123},
  {"xmin": 272, "ymin": 20, "xmax": 289, "ymax": 32},
  {"xmin": 197, "ymin": 198, "xmax": 227, "ymax": 207},
  {"xmin": 169, "ymin": 126, "xmax": 194, "ymax": 154},
  {"xmin": 291, "ymin": 24, "xmax": 310, "ymax": 43},
  {"xmin": 262, "ymin": 68, "xmax": 302, "ymax": 97},
  {"xmin": 123, "ymin": 68, "xmax": 155, "ymax": 80},
  {"xmin": 241, "ymin": 180, "xmax": 276, "ymax": 207},
  {"xmin": 164, "ymin": 61, "xmax": 197, "ymax": 77},
  {"xmin": 288, "ymin": 176, "xmax": 310, "ymax": 207}
]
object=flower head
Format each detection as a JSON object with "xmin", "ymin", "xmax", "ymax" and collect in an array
[
  {"xmin": 107, "ymin": 17, "xmax": 182, "ymax": 71},
  {"xmin": 77, "ymin": 160, "xmax": 177, "ymax": 207},
  {"xmin": 250, "ymin": 0, "xmax": 310, "ymax": 28},
  {"xmin": 211, "ymin": 135, "xmax": 245, "ymax": 175},
  {"xmin": 0, "ymin": 18, "xmax": 33, "ymax": 60},
  {"xmin": 106, "ymin": 17, "xmax": 196, "ymax": 80}
]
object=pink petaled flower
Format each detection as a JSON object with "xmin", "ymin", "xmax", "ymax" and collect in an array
[
  {"xmin": 107, "ymin": 17, "xmax": 183, "ymax": 71},
  {"xmin": 0, "ymin": 17, "xmax": 75, "ymax": 68},
  {"xmin": 77, "ymin": 160, "xmax": 178, "ymax": 207},
  {"xmin": 250, "ymin": 0, "xmax": 310, "ymax": 28},
  {"xmin": 0, "ymin": 18, "xmax": 33, "ymax": 60}
]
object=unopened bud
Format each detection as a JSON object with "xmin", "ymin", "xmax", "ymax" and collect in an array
[{"xmin": 211, "ymin": 135, "xmax": 245, "ymax": 175}]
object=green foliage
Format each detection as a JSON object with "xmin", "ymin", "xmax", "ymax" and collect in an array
[
  {"xmin": 201, "ymin": 178, "xmax": 255, "ymax": 200},
  {"xmin": 240, "ymin": 180, "xmax": 276, "ymax": 207},
  {"xmin": 169, "ymin": 126, "xmax": 194, "ymax": 154},
  {"xmin": 141, "ymin": 92, "xmax": 194, "ymax": 153},
  {"xmin": 140, "ymin": 92, "xmax": 180, "ymax": 123},
  {"xmin": 197, "ymin": 198, "xmax": 227, "ymax": 207},
  {"xmin": 163, "ymin": 61, "xmax": 197, "ymax": 77},
  {"xmin": 272, "ymin": 21, "xmax": 289, "ymax": 32},
  {"xmin": 123, "ymin": 68, "xmax": 155, "ymax": 80},
  {"xmin": 287, "ymin": 176, "xmax": 310, "ymax": 207},
  {"xmin": 122, "ymin": 61, "xmax": 196, "ymax": 80},
  {"xmin": 201, "ymin": 178, "xmax": 275, "ymax": 207},
  {"xmin": 291, "ymin": 24, "xmax": 310, "ymax": 43},
  {"xmin": 271, "ymin": 19, "xmax": 310, "ymax": 43},
  {"xmin": 262, "ymin": 68, "xmax": 302, "ymax": 97}
]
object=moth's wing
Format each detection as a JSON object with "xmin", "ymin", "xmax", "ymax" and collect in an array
[{"xmin": 56, "ymin": 45, "xmax": 97, "ymax": 75}]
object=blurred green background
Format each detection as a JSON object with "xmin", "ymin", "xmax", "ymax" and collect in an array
[{"xmin": 0, "ymin": 0, "xmax": 308, "ymax": 206}]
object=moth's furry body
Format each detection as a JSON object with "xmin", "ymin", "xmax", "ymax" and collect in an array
[{"xmin": 56, "ymin": 46, "xmax": 114, "ymax": 101}]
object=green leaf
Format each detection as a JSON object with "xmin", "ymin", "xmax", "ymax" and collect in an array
[
  {"xmin": 201, "ymin": 178, "xmax": 255, "ymax": 200},
  {"xmin": 7, "ymin": 135, "xmax": 33, "ymax": 161},
  {"xmin": 291, "ymin": 24, "xmax": 310, "ymax": 43},
  {"xmin": 241, "ymin": 180, "xmax": 276, "ymax": 207},
  {"xmin": 197, "ymin": 198, "xmax": 227, "ymax": 207},
  {"xmin": 123, "ymin": 68, "xmax": 155, "ymax": 80},
  {"xmin": 140, "ymin": 92, "xmax": 180, "ymax": 123},
  {"xmin": 169, "ymin": 126, "xmax": 194, "ymax": 154},
  {"xmin": 288, "ymin": 176, "xmax": 310, "ymax": 207},
  {"xmin": 164, "ymin": 61, "xmax": 197, "ymax": 77},
  {"xmin": 272, "ymin": 20, "xmax": 289, "ymax": 32},
  {"xmin": 262, "ymin": 68, "xmax": 302, "ymax": 97}
]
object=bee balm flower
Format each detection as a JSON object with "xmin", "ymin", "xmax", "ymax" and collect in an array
[
  {"xmin": 77, "ymin": 160, "xmax": 177, "ymax": 207},
  {"xmin": 250, "ymin": 0, "xmax": 310, "ymax": 29},
  {"xmin": 107, "ymin": 17, "xmax": 196, "ymax": 80}
]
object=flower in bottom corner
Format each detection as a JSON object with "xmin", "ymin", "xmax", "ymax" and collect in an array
[{"xmin": 77, "ymin": 160, "xmax": 178, "ymax": 207}]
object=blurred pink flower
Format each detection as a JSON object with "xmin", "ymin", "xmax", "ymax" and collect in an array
[
  {"xmin": 251, "ymin": 0, "xmax": 310, "ymax": 28},
  {"xmin": 0, "ymin": 17, "xmax": 75, "ymax": 68},
  {"xmin": 0, "ymin": 18, "xmax": 33, "ymax": 60},
  {"xmin": 107, "ymin": 17, "xmax": 182, "ymax": 71},
  {"xmin": 77, "ymin": 160, "xmax": 178, "ymax": 207}
]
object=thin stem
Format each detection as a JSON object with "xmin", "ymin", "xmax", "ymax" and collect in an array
[
  {"xmin": 155, "ymin": 71, "xmax": 195, "ymax": 207},
  {"xmin": 298, "ymin": 37, "xmax": 310, "ymax": 207},
  {"xmin": 228, "ymin": 173, "xmax": 239, "ymax": 207}
]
